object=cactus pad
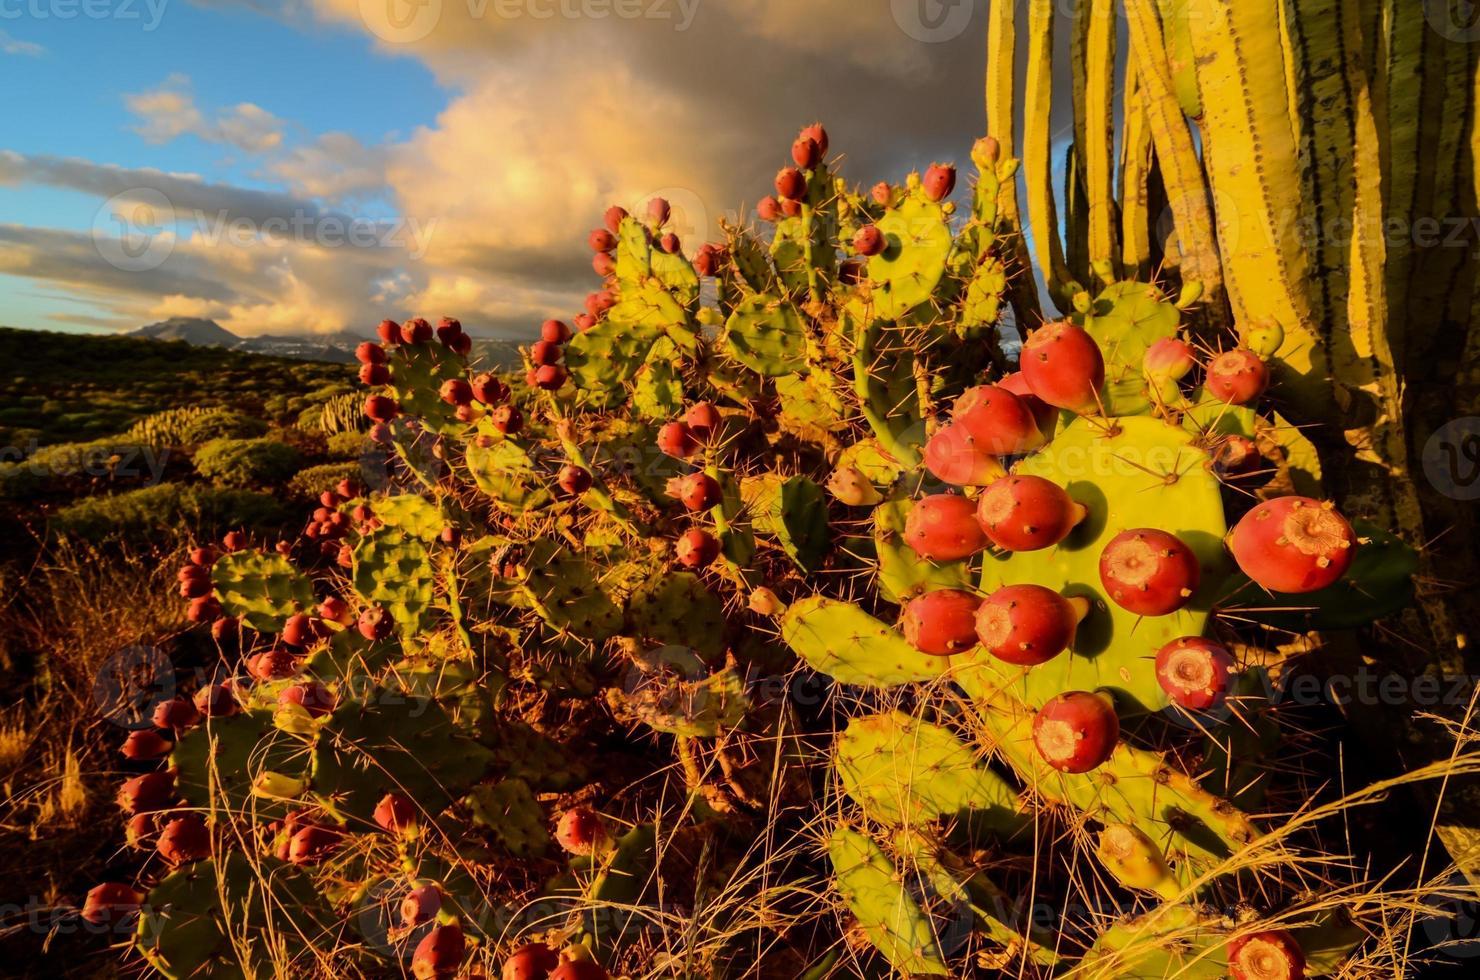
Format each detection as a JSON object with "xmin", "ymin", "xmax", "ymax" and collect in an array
[
  {"xmin": 827, "ymin": 825, "xmax": 948, "ymax": 975},
  {"xmin": 352, "ymin": 527, "xmax": 435, "ymax": 628},
  {"xmin": 723, "ymin": 293, "xmax": 807, "ymax": 376},
  {"xmin": 210, "ymin": 551, "xmax": 314, "ymax": 632}
]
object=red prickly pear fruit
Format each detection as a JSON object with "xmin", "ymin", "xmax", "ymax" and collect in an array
[
  {"xmin": 440, "ymin": 526, "xmax": 460, "ymax": 547},
  {"xmin": 853, "ymin": 224, "xmax": 885, "ymax": 257},
  {"xmin": 412, "ymin": 922, "xmax": 465, "ymax": 980},
  {"xmin": 153, "ymin": 698, "xmax": 199, "ymax": 731},
  {"xmin": 1156, "ymin": 636, "xmax": 1236, "ymax": 710},
  {"xmin": 586, "ymin": 290, "xmax": 616, "ymax": 316},
  {"xmin": 675, "ymin": 529, "xmax": 722, "ymax": 569},
  {"xmin": 923, "ymin": 163, "xmax": 957, "ymax": 201},
  {"xmin": 279, "ymin": 681, "xmax": 335, "ymax": 717},
  {"xmin": 222, "ymin": 530, "xmax": 248, "ymax": 552},
  {"xmin": 450, "ymin": 332, "xmax": 473, "ymax": 356},
  {"xmin": 683, "ymin": 402, "xmax": 721, "ymax": 439},
  {"xmin": 193, "ymin": 683, "xmax": 238, "ymax": 718},
  {"xmin": 647, "ymin": 197, "xmax": 672, "ymax": 226},
  {"xmin": 1021, "ymin": 321, "xmax": 1106, "ymax": 414},
  {"xmin": 1032, "ymin": 690, "xmax": 1119, "ymax": 773},
  {"xmin": 903, "ymin": 494, "xmax": 989, "ymax": 562},
  {"xmin": 757, "ymin": 196, "xmax": 782, "ymax": 222},
  {"xmin": 365, "ymin": 395, "xmax": 399, "ymax": 422},
  {"xmin": 358, "ymin": 363, "xmax": 390, "ymax": 387},
  {"xmin": 530, "ymin": 340, "xmax": 563, "ymax": 367},
  {"xmin": 800, "ymin": 121, "xmax": 830, "ymax": 156},
  {"xmin": 781, "ymin": 198, "xmax": 802, "ymax": 217},
  {"xmin": 871, "ymin": 182, "xmax": 893, "ymax": 205},
  {"xmin": 603, "ymin": 205, "xmax": 628, "ymax": 234},
  {"xmin": 574, "ymin": 313, "xmax": 596, "ymax": 331},
  {"xmin": 1098, "ymin": 529, "xmax": 1201, "ymax": 616},
  {"xmin": 975, "ymin": 475, "xmax": 1086, "ymax": 552},
  {"xmin": 121, "ymin": 729, "xmax": 173, "ymax": 761},
  {"xmin": 901, "ymin": 589, "xmax": 982, "ymax": 655},
  {"xmin": 189, "ymin": 546, "xmax": 216, "ymax": 567},
  {"xmin": 318, "ymin": 596, "xmax": 350, "ymax": 624},
  {"xmin": 320, "ymin": 489, "xmax": 343, "ymax": 508},
  {"xmin": 117, "ymin": 771, "xmax": 175, "ymax": 813},
  {"xmin": 281, "ymin": 613, "xmax": 316, "ymax": 648},
  {"xmin": 555, "ymin": 806, "xmax": 610, "ymax": 856},
  {"xmin": 775, "ymin": 167, "xmax": 807, "ymax": 201},
  {"xmin": 493, "ymin": 405, "xmax": 524, "ymax": 434},
  {"xmin": 502, "ymin": 942, "xmax": 560, "ymax": 980},
  {"xmin": 558, "ymin": 465, "xmax": 593, "ymax": 496},
  {"xmin": 975, "ymin": 584, "xmax": 1086, "ymax": 666},
  {"xmin": 676, "ymin": 472, "xmax": 723, "ymax": 512},
  {"xmin": 952, "ymin": 384, "xmax": 1045, "ymax": 455},
  {"xmin": 1144, "ymin": 337, "xmax": 1197, "ymax": 380},
  {"xmin": 82, "ymin": 882, "xmax": 144, "ymax": 926},
  {"xmin": 1213, "ymin": 434, "xmax": 1263, "ymax": 478},
  {"xmin": 377, "ymin": 319, "xmax": 401, "ymax": 345},
  {"xmin": 1205, "ymin": 349, "xmax": 1269, "ymax": 405},
  {"xmin": 550, "ymin": 961, "xmax": 610, "ymax": 980},
  {"xmin": 178, "ymin": 563, "xmax": 209, "ymax": 584},
  {"xmin": 973, "ymin": 136, "xmax": 1001, "ymax": 165},
  {"xmin": 187, "ymin": 596, "xmax": 222, "ymax": 623},
  {"xmin": 542, "ymin": 319, "xmax": 572, "ymax": 343},
  {"xmin": 247, "ymin": 649, "xmax": 297, "ymax": 681},
  {"xmin": 355, "ymin": 341, "xmax": 386, "ymax": 365},
  {"xmin": 374, "ymin": 792, "xmax": 418, "ymax": 834},
  {"xmin": 435, "ymin": 317, "xmax": 462, "ymax": 346},
  {"xmin": 125, "ymin": 811, "xmax": 157, "ymax": 848},
  {"xmin": 288, "ymin": 824, "xmax": 339, "ymax": 865},
  {"xmin": 472, "ymin": 373, "xmax": 508, "ymax": 405},
  {"xmin": 337, "ymin": 544, "xmax": 354, "ymax": 567},
  {"xmin": 659, "ymin": 232, "xmax": 681, "ymax": 254},
  {"xmin": 401, "ymin": 317, "xmax": 433, "ymax": 345},
  {"xmin": 657, "ymin": 421, "xmax": 699, "ymax": 459},
  {"xmin": 358, "ymin": 605, "xmax": 394, "ymax": 641},
  {"xmin": 157, "ymin": 814, "xmax": 211, "ymax": 866},
  {"xmin": 369, "ymin": 422, "xmax": 393, "ymax": 443},
  {"xmin": 923, "ymin": 423, "xmax": 1002, "ymax": 487},
  {"xmin": 588, "ymin": 228, "xmax": 617, "ymax": 253},
  {"xmin": 592, "ymin": 251, "xmax": 616, "ymax": 277},
  {"xmin": 792, "ymin": 135, "xmax": 822, "ymax": 170},
  {"xmin": 1229, "ymin": 931, "xmax": 1306, "ymax": 980},
  {"xmin": 401, "ymin": 883, "xmax": 443, "ymax": 927},
  {"xmin": 534, "ymin": 364, "xmax": 567, "ymax": 390},
  {"xmin": 694, "ymin": 248, "xmax": 717, "ymax": 277},
  {"xmin": 1228, "ymin": 496, "xmax": 1355, "ymax": 593},
  {"xmin": 179, "ymin": 574, "xmax": 211, "ymax": 600}
]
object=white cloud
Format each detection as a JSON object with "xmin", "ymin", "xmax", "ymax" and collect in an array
[
  {"xmin": 0, "ymin": 30, "xmax": 45, "ymax": 57},
  {"xmin": 126, "ymin": 75, "xmax": 285, "ymax": 154}
]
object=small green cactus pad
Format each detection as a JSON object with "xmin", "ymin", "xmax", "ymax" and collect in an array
[
  {"xmin": 210, "ymin": 551, "xmax": 314, "ymax": 632},
  {"xmin": 171, "ymin": 709, "xmax": 308, "ymax": 816},
  {"xmin": 136, "ymin": 852, "xmax": 336, "ymax": 980},
  {"xmin": 741, "ymin": 474, "xmax": 830, "ymax": 571},
  {"xmin": 1220, "ymin": 520, "xmax": 1417, "ymax": 630},
  {"xmin": 835, "ymin": 712, "xmax": 1023, "ymax": 833},
  {"xmin": 867, "ymin": 196, "xmax": 953, "ymax": 321},
  {"xmin": 874, "ymin": 497, "xmax": 972, "ymax": 604},
  {"xmin": 607, "ymin": 663, "xmax": 749, "ymax": 737},
  {"xmin": 651, "ymin": 249, "xmax": 701, "ymax": 309},
  {"xmin": 390, "ymin": 344, "xmax": 466, "ymax": 433},
  {"xmin": 311, "ymin": 693, "xmax": 494, "ymax": 824},
  {"xmin": 776, "ymin": 368, "xmax": 845, "ymax": 430},
  {"xmin": 771, "ymin": 214, "xmax": 830, "ymax": 297},
  {"xmin": 565, "ymin": 316, "xmax": 661, "ymax": 398},
  {"xmin": 613, "ymin": 216, "xmax": 652, "ymax": 282},
  {"xmin": 465, "ymin": 434, "xmax": 552, "ymax": 512},
  {"xmin": 781, "ymin": 596, "xmax": 946, "ymax": 688},
  {"xmin": 980, "ymin": 416, "xmax": 1229, "ymax": 714},
  {"xmin": 465, "ymin": 778, "xmax": 549, "ymax": 858},
  {"xmin": 609, "ymin": 279, "xmax": 696, "ymax": 352},
  {"xmin": 728, "ymin": 229, "xmax": 775, "ymax": 294},
  {"xmin": 723, "ymin": 293, "xmax": 807, "ymax": 376},
  {"xmin": 1183, "ymin": 390, "xmax": 1257, "ymax": 438},
  {"xmin": 838, "ymin": 439, "xmax": 905, "ymax": 486},
  {"xmin": 352, "ymin": 527, "xmax": 435, "ymax": 628},
  {"xmin": 827, "ymin": 825, "xmax": 948, "ymax": 976},
  {"xmin": 628, "ymin": 570, "xmax": 726, "ymax": 658},
  {"xmin": 960, "ymin": 256, "xmax": 1008, "ymax": 332},
  {"xmin": 1075, "ymin": 281, "xmax": 1181, "ymax": 416},
  {"xmin": 370, "ymin": 493, "xmax": 444, "ymax": 540},
  {"xmin": 632, "ymin": 338, "xmax": 685, "ymax": 419},
  {"xmin": 1078, "ymin": 905, "xmax": 1229, "ymax": 978},
  {"xmin": 520, "ymin": 542, "xmax": 624, "ymax": 641},
  {"xmin": 582, "ymin": 823, "xmax": 658, "ymax": 949}
]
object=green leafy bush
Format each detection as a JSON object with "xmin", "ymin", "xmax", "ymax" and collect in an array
[
  {"xmin": 50, "ymin": 484, "xmax": 288, "ymax": 541},
  {"xmin": 193, "ymin": 438, "xmax": 302, "ymax": 488},
  {"xmin": 324, "ymin": 430, "xmax": 372, "ymax": 459},
  {"xmin": 181, "ymin": 411, "xmax": 269, "ymax": 445},
  {"xmin": 287, "ymin": 462, "xmax": 363, "ymax": 499}
]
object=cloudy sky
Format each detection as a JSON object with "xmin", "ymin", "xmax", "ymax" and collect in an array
[{"xmin": 0, "ymin": 0, "xmax": 1016, "ymax": 340}]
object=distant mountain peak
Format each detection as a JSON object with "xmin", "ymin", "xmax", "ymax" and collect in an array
[{"xmin": 130, "ymin": 317, "xmax": 239, "ymax": 346}]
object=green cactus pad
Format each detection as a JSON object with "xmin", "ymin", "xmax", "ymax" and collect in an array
[
  {"xmin": 352, "ymin": 527, "xmax": 435, "ymax": 628},
  {"xmin": 632, "ymin": 338, "xmax": 686, "ymax": 419},
  {"xmin": 613, "ymin": 215, "xmax": 652, "ymax": 282},
  {"xmin": 565, "ymin": 316, "xmax": 661, "ymax": 398},
  {"xmin": 465, "ymin": 778, "xmax": 549, "ymax": 858},
  {"xmin": 827, "ymin": 825, "xmax": 948, "ymax": 976},
  {"xmin": 390, "ymin": 343, "xmax": 466, "ymax": 433},
  {"xmin": 136, "ymin": 853, "xmax": 337, "ymax": 980},
  {"xmin": 723, "ymin": 293, "xmax": 807, "ymax": 376},
  {"xmin": 1075, "ymin": 281, "xmax": 1181, "ymax": 416},
  {"xmin": 210, "ymin": 551, "xmax": 314, "ymax": 632},
  {"xmin": 485, "ymin": 720, "xmax": 586, "ymax": 791},
  {"xmin": 608, "ymin": 279, "xmax": 696, "ymax": 352},
  {"xmin": 628, "ymin": 570, "xmax": 726, "ymax": 658},
  {"xmin": 781, "ymin": 596, "xmax": 946, "ymax": 688},
  {"xmin": 776, "ymin": 367, "xmax": 845, "ymax": 430},
  {"xmin": 980, "ymin": 415, "xmax": 1229, "ymax": 714},
  {"xmin": 465, "ymin": 435, "xmax": 552, "ymax": 512},
  {"xmin": 741, "ymin": 474, "xmax": 830, "ymax": 571},
  {"xmin": 651, "ymin": 249, "xmax": 701, "ymax": 309},
  {"xmin": 835, "ymin": 712, "xmax": 1022, "ymax": 833},
  {"xmin": 171, "ymin": 709, "xmax": 308, "ymax": 817},
  {"xmin": 370, "ymin": 493, "xmax": 444, "ymax": 540},
  {"xmin": 311, "ymin": 693, "xmax": 494, "ymax": 824},
  {"xmin": 728, "ymin": 229, "xmax": 774, "ymax": 293},
  {"xmin": 519, "ymin": 541, "xmax": 624, "ymax": 641},
  {"xmin": 607, "ymin": 663, "xmax": 748, "ymax": 737},
  {"xmin": 771, "ymin": 213, "xmax": 831, "ymax": 297},
  {"xmin": 874, "ymin": 497, "xmax": 972, "ymax": 605},
  {"xmin": 960, "ymin": 256, "xmax": 1008, "ymax": 330},
  {"xmin": 1079, "ymin": 905, "xmax": 1230, "ymax": 978},
  {"xmin": 867, "ymin": 196, "xmax": 953, "ymax": 321}
]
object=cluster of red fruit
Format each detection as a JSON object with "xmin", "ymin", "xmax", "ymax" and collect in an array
[
  {"xmin": 652, "ymin": 402, "xmax": 725, "ymax": 569},
  {"xmin": 357, "ymin": 317, "xmax": 524, "ymax": 437}
]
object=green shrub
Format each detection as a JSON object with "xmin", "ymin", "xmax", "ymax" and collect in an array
[
  {"xmin": 181, "ymin": 411, "xmax": 270, "ymax": 445},
  {"xmin": 50, "ymin": 484, "xmax": 290, "ymax": 541},
  {"xmin": 287, "ymin": 462, "xmax": 364, "ymax": 499},
  {"xmin": 325, "ymin": 431, "xmax": 373, "ymax": 459},
  {"xmin": 193, "ymin": 438, "xmax": 302, "ymax": 488},
  {"xmin": 125, "ymin": 406, "xmax": 211, "ymax": 447}
]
